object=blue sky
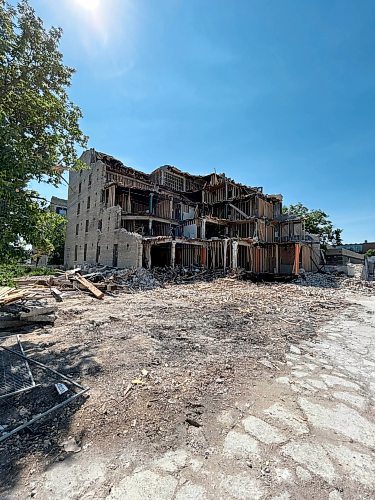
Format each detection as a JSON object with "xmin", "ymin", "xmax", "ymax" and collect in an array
[{"xmin": 29, "ymin": 0, "xmax": 375, "ymax": 242}]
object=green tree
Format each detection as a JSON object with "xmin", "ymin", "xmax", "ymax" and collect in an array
[
  {"xmin": 365, "ymin": 249, "xmax": 375, "ymax": 257},
  {"xmin": 0, "ymin": 0, "xmax": 87, "ymax": 262},
  {"xmin": 283, "ymin": 202, "xmax": 343, "ymax": 246},
  {"xmin": 32, "ymin": 210, "xmax": 67, "ymax": 266}
]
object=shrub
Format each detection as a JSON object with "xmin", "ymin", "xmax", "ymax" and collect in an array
[{"xmin": 0, "ymin": 264, "xmax": 56, "ymax": 287}]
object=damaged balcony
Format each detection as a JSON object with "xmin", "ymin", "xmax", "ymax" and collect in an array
[
  {"xmin": 104, "ymin": 183, "xmax": 179, "ymax": 236},
  {"xmin": 121, "ymin": 217, "xmax": 178, "ymax": 236}
]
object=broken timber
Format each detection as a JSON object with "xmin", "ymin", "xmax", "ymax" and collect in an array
[
  {"xmin": 0, "ymin": 287, "xmax": 30, "ymax": 306},
  {"xmin": 74, "ymin": 274, "xmax": 104, "ymax": 299},
  {"xmin": 50, "ymin": 287, "xmax": 63, "ymax": 302}
]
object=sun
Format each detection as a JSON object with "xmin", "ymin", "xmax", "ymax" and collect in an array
[{"xmin": 73, "ymin": 0, "xmax": 101, "ymax": 12}]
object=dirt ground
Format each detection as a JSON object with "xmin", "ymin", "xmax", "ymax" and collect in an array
[{"xmin": 1, "ymin": 276, "xmax": 374, "ymax": 499}]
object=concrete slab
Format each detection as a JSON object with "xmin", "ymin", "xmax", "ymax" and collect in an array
[
  {"xmin": 108, "ymin": 470, "xmax": 178, "ymax": 500},
  {"xmin": 153, "ymin": 449, "xmax": 188, "ymax": 473},
  {"xmin": 282, "ymin": 441, "xmax": 336, "ymax": 483},
  {"xmin": 223, "ymin": 430, "xmax": 260, "ymax": 459},
  {"xmin": 264, "ymin": 403, "xmax": 309, "ymax": 435},
  {"xmin": 219, "ymin": 473, "xmax": 263, "ymax": 500},
  {"xmin": 325, "ymin": 443, "xmax": 375, "ymax": 488},
  {"xmin": 242, "ymin": 415, "xmax": 287, "ymax": 444},
  {"xmin": 298, "ymin": 398, "xmax": 375, "ymax": 448}
]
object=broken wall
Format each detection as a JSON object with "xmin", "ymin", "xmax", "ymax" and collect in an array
[
  {"xmin": 98, "ymin": 206, "xmax": 143, "ymax": 268},
  {"xmin": 64, "ymin": 151, "xmax": 107, "ymax": 268},
  {"xmin": 64, "ymin": 153, "xmax": 142, "ymax": 269}
]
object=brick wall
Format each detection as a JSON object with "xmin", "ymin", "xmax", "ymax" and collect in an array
[{"xmin": 64, "ymin": 151, "xmax": 142, "ymax": 269}]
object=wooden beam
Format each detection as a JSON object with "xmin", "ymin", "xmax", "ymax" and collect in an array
[
  {"xmin": 51, "ymin": 287, "xmax": 63, "ymax": 302},
  {"xmin": 0, "ymin": 290, "xmax": 29, "ymax": 306},
  {"xmin": 74, "ymin": 275, "xmax": 104, "ymax": 299},
  {"xmin": 228, "ymin": 203, "xmax": 250, "ymax": 220}
]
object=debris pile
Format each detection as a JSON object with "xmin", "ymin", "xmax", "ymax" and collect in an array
[
  {"xmin": 2, "ymin": 267, "xmax": 223, "ymax": 319},
  {"xmin": 0, "ymin": 289, "xmax": 58, "ymax": 331},
  {"xmin": 66, "ymin": 266, "xmax": 225, "ymax": 292},
  {"xmin": 296, "ymin": 271, "xmax": 375, "ymax": 294},
  {"xmin": 340, "ymin": 275, "xmax": 375, "ymax": 294},
  {"xmin": 9, "ymin": 270, "xmax": 105, "ymax": 301},
  {"xmin": 295, "ymin": 273, "xmax": 339, "ymax": 288},
  {"xmin": 2, "ymin": 265, "xmax": 374, "ymax": 317},
  {"xmin": 151, "ymin": 266, "xmax": 225, "ymax": 285},
  {"xmin": 87, "ymin": 267, "xmax": 162, "ymax": 291},
  {"xmin": 0, "ymin": 287, "xmax": 36, "ymax": 306}
]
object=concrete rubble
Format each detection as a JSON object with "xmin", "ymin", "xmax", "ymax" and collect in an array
[{"xmin": 296, "ymin": 265, "xmax": 375, "ymax": 294}]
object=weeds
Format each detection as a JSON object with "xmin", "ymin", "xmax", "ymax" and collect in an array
[{"xmin": 0, "ymin": 264, "xmax": 56, "ymax": 287}]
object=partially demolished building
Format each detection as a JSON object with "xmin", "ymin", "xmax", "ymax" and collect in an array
[{"xmin": 64, "ymin": 149, "xmax": 319, "ymax": 275}]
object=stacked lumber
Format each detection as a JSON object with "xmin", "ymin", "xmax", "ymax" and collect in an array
[
  {"xmin": 4, "ymin": 271, "xmax": 105, "ymax": 301},
  {"xmin": 0, "ymin": 287, "xmax": 31, "ymax": 306},
  {"xmin": 0, "ymin": 282, "xmax": 59, "ymax": 330},
  {"xmin": 14, "ymin": 276, "xmax": 53, "ymax": 287}
]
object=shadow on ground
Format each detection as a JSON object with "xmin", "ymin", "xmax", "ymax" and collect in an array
[{"xmin": 0, "ymin": 339, "xmax": 101, "ymax": 496}]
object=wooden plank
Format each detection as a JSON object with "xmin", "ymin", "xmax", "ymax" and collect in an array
[
  {"xmin": 51, "ymin": 287, "xmax": 63, "ymax": 302},
  {"xmin": 14, "ymin": 276, "xmax": 52, "ymax": 286},
  {"xmin": 0, "ymin": 290, "xmax": 28, "ymax": 306},
  {"xmin": 52, "ymin": 279, "xmax": 74, "ymax": 286},
  {"xmin": 228, "ymin": 203, "xmax": 251, "ymax": 220},
  {"xmin": 66, "ymin": 268, "xmax": 81, "ymax": 275},
  {"xmin": 0, "ymin": 287, "xmax": 16, "ymax": 298},
  {"xmin": 74, "ymin": 274, "xmax": 104, "ymax": 299}
]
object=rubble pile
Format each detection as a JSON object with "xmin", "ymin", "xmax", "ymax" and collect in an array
[
  {"xmin": 3, "ymin": 265, "xmax": 374, "ymax": 311},
  {"xmin": 83, "ymin": 266, "xmax": 226, "ymax": 291},
  {"xmin": 339, "ymin": 276, "xmax": 375, "ymax": 293},
  {"xmin": 146, "ymin": 266, "xmax": 225, "ymax": 285},
  {"xmin": 0, "ymin": 302, "xmax": 57, "ymax": 330},
  {"xmin": 1, "ymin": 267, "xmax": 226, "ymax": 307},
  {"xmin": 295, "ymin": 272, "xmax": 339, "ymax": 288},
  {"xmin": 0, "ymin": 286, "xmax": 58, "ymax": 330},
  {"xmin": 295, "ymin": 271, "xmax": 375, "ymax": 295},
  {"xmin": 96, "ymin": 267, "xmax": 162, "ymax": 291}
]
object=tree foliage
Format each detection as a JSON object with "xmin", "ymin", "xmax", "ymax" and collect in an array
[
  {"xmin": 365, "ymin": 249, "xmax": 375, "ymax": 257},
  {"xmin": 283, "ymin": 202, "xmax": 343, "ymax": 246},
  {"xmin": 32, "ymin": 210, "xmax": 67, "ymax": 265},
  {"xmin": 0, "ymin": 263, "xmax": 55, "ymax": 286},
  {"xmin": 0, "ymin": 0, "xmax": 87, "ymax": 262}
]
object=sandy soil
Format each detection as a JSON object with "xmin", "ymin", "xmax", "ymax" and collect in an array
[{"xmin": 1, "ymin": 277, "xmax": 374, "ymax": 499}]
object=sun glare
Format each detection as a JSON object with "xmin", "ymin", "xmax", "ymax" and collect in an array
[
  {"xmin": 73, "ymin": 0, "xmax": 101, "ymax": 12},
  {"xmin": 66, "ymin": 0, "xmax": 125, "ymax": 48}
]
